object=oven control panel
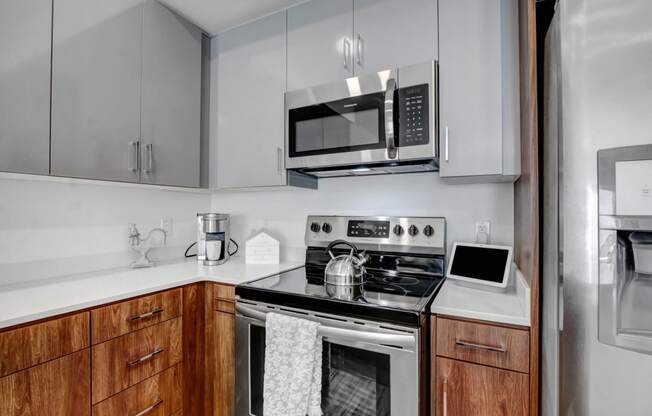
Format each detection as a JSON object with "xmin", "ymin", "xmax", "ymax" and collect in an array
[
  {"xmin": 306, "ymin": 215, "xmax": 446, "ymax": 255},
  {"xmin": 397, "ymin": 83, "xmax": 430, "ymax": 147}
]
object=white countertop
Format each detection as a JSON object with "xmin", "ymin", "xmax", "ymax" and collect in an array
[
  {"xmin": 0, "ymin": 257, "xmax": 303, "ymax": 330},
  {"xmin": 431, "ymin": 266, "xmax": 531, "ymax": 327}
]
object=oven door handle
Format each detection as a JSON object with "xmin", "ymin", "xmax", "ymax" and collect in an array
[
  {"xmin": 384, "ymin": 77, "xmax": 398, "ymax": 160},
  {"xmin": 235, "ymin": 303, "xmax": 416, "ymax": 348}
]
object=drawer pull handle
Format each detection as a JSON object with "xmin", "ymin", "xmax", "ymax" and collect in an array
[
  {"xmin": 133, "ymin": 399, "xmax": 163, "ymax": 416},
  {"xmin": 127, "ymin": 347, "xmax": 165, "ymax": 367},
  {"xmin": 128, "ymin": 307, "xmax": 164, "ymax": 322},
  {"xmin": 455, "ymin": 339, "xmax": 506, "ymax": 353},
  {"xmin": 442, "ymin": 378, "xmax": 448, "ymax": 416}
]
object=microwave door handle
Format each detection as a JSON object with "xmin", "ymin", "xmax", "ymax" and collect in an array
[
  {"xmin": 235, "ymin": 303, "xmax": 415, "ymax": 348},
  {"xmin": 384, "ymin": 78, "xmax": 397, "ymax": 159}
]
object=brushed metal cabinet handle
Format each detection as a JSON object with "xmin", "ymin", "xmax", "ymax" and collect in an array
[
  {"xmin": 444, "ymin": 126, "xmax": 449, "ymax": 162},
  {"xmin": 454, "ymin": 338, "xmax": 507, "ymax": 353},
  {"xmin": 443, "ymin": 378, "xmax": 448, "ymax": 416},
  {"xmin": 145, "ymin": 143, "xmax": 153, "ymax": 173},
  {"xmin": 343, "ymin": 37, "xmax": 352, "ymax": 69},
  {"xmin": 127, "ymin": 307, "xmax": 164, "ymax": 322},
  {"xmin": 356, "ymin": 33, "xmax": 364, "ymax": 66},
  {"xmin": 132, "ymin": 399, "xmax": 163, "ymax": 416},
  {"xmin": 127, "ymin": 346, "xmax": 165, "ymax": 367},
  {"xmin": 128, "ymin": 141, "xmax": 140, "ymax": 172}
]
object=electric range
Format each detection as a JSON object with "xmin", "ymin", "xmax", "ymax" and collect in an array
[{"xmin": 234, "ymin": 215, "xmax": 446, "ymax": 416}]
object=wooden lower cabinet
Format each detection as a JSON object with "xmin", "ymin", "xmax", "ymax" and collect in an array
[
  {"xmin": 210, "ymin": 310, "xmax": 236, "ymax": 416},
  {"xmin": 435, "ymin": 357, "xmax": 529, "ymax": 416},
  {"xmin": 92, "ymin": 363, "xmax": 183, "ymax": 416},
  {"xmin": 0, "ymin": 349, "xmax": 90, "ymax": 416}
]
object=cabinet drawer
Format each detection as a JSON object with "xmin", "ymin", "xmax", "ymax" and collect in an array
[
  {"xmin": 213, "ymin": 284, "xmax": 235, "ymax": 302},
  {"xmin": 0, "ymin": 312, "xmax": 89, "ymax": 377},
  {"xmin": 435, "ymin": 357, "xmax": 528, "ymax": 416},
  {"xmin": 91, "ymin": 288, "xmax": 182, "ymax": 344},
  {"xmin": 92, "ymin": 318, "xmax": 183, "ymax": 404},
  {"xmin": 92, "ymin": 363, "xmax": 183, "ymax": 416},
  {"xmin": 435, "ymin": 317, "xmax": 529, "ymax": 373},
  {"xmin": 0, "ymin": 349, "xmax": 90, "ymax": 416},
  {"xmin": 213, "ymin": 298, "xmax": 235, "ymax": 314}
]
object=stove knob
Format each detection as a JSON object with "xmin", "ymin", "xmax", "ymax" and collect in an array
[
  {"xmin": 423, "ymin": 225, "xmax": 435, "ymax": 237},
  {"xmin": 322, "ymin": 223, "xmax": 332, "ymax": 233},
  {"xmin": 393, "ymin": 224, "xmax": 404, "ymax": 236},
  {"xmin": 310, "ymin": 222, "xmax": 321, "ymax": 233},
  {"xmin": 408, "ymin": 225, "xmax": 419, "ymax": 237}
]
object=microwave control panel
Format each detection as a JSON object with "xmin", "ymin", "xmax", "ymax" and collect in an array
[{"xmin": 397, "ymin": 83, "xmax": 430, "ymax": 147}]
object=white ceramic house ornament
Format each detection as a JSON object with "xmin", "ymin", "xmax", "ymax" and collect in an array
[{"xmin": 245, "ymin": 231, "xmax": 280, "ymax": 264}]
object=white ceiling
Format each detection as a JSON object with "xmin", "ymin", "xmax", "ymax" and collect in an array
[{"xmin": 159, "ymin": 0, "xmax": 308, "ymax": 35}]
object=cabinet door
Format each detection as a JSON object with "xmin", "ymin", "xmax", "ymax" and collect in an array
[
  {"xmin": 287, "ymin": 0, "xmax": 353, "ymax": 91},
  {"xmin": 141, "ymin": 0, "xmax": 202, "ymax": 187},
  {"xmin": 51, "ymin": 0, "xmax": 142, "ymax": 182},
  {"xmin": 0, "ymin": 0, "xmax": 51, "ymax": 175},
  {"xmin": 0, "ymin": 350, "xmax": 90, "ymax": 416},
  {"xmin": 216, "ymin": 12, "xmax": 287, "ymax": 188},
  {"xmin": 438, "ymin": 0, "xmax": 502, "ymax": 178},
  {"xmin": 353, "ymin": 0, "xmax": 438, "ymax": 75},
  {"xmin": 435, "ymin": 357, "xmax": 528, "ymax": 416}
]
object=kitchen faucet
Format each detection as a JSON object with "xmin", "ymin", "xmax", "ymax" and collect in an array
[{"xmin": 128, "ymin": 224, "xmax": 167, "ymax": 268}]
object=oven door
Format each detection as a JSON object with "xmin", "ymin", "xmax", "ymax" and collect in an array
[
  {"xmin": 235, "ymin": 301, "xmax": 419, "ymax": 416},
  {"xmin": 285, "ymin": 69, "xmax": 399, "ymax": 170}
]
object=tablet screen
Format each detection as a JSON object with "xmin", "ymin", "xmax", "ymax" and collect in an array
[{"xmin": 450, "ymin": 245, "xmax": 510, "ymax": 283}]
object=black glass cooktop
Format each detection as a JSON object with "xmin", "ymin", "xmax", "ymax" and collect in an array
[{"xmin": 236, "ymin": 252, "xmax": 446, "ymax": 326}]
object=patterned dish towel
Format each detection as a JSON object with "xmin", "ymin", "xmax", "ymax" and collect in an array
[{"xmin": 263, "ymin": 312, "xmax": 323, "ymax": 416}]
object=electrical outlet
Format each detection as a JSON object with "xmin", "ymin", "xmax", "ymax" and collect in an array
[
  {"xmin": 160, "ymin": 218, "xmax": 173, "ymax": 235},
  {"xmin": 475, "ymin": 221, "xmax": 491, "ymax": 244}
]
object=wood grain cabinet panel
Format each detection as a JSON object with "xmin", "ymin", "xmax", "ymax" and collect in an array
[
  {"xmin": 92, "ymin": 317, "xmax": 182, "ymax": 404},
  {"xmin": 91, "ymin": 288, "xmax": 182, "ymax": 344},
  {"xmin": 436, "ymin": 317, "xmax": 530, "ymax": 373},
  {"xmin": 0, "ymin": 312, "xmax": 90, "ymax": 377},
  {"xmin": 211, "ymin": 311, "xmax": 235, "ymax": 416},
  {"xmin": 0, "ymin": 349, "xmax": 90, "ymax": 416},
  {"xmin": 435, "ymin": 357, "xmax": 528, "ymax": 416},
  {"xmin": 212, "ymin": 283, "xmax": 235, "ymax": 302},
  {"xmin": 213, "ymin": 299, "xmax": 235, "ymax": 314},
  {"xmin": 92, "ymin": 363, "xmax": 183, "ymax": 416}
]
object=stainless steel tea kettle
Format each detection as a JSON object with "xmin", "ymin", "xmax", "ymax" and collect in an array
[{"xmin": 324, "ymin": 240, "xmax": 369, "ymax": 286}]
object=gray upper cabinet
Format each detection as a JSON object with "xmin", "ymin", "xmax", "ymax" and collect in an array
[
  {"xmin": 51, "ymin": 0, "xmax": 204, "ymax": 187},
  {"xmin": 287, "ymin": 0, "xmax": 438, "ymax": 91},
  {"xmin": 438, "ymin": 0, "xmax": 520, "ymax": 182},
  {"xmin": 287, "ymin": 0, "xmax": 354, "ymax": 91},
  {"xmin": 215, "ymin": 11, "xmax": 288, "ymax": 189},
  {"xmin": 51, "ymin": 0, "xmax": 143, "ymax": 183},
  {"xmin": 141, "ymin": 0, "xmax": 202, "ymax": 187},
  {"xmin": 353, "ymin": 0, "xmax": 438, "ymax": 75},
  {"xmin": 0, "ymin": 0, "xmax": 52, "ymax": 175}
]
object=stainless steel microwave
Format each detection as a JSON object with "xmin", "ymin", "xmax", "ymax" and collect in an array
[{"xmin": 285, "ymin": 61, "xmax": 438, "ymax": 177}]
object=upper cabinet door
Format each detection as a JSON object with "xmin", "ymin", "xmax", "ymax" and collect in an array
[
  {"xmin": 140, "ymin": 0, "xmax": 202, "ymax": 187},
  {"xmin": 0, "ymin": 0, "xmax": 52, "ymax": 175},
  {"xmin": 439, "ymin": 0, "xmax": 520, "ymax": 180},
  {"xmin": 287, "ymin": 0, "xmax": 354, "ymax": 91},
  {"xmin": 216, "ymin": 11, "xmax": 287, "ymax": 189},
  {"xmin": 353, "ymin": 0, "xmax": 438, "ymax": 75},
  {"xmin": 51, "ymin": 0, "xmax": 143, "ymax": 182}
]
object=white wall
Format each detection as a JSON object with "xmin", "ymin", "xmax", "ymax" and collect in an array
[
  {"xmin": 0, "ymin": 175, "xmax": 210, "ymax": 285},
  {"xmin": 211, "ymin": 172, "xmax": 514, "ymax": 261}
]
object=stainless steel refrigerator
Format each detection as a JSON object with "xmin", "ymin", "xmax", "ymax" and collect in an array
[{"xmin": 543, "ymin": 1, "xmax": 652, "ymax": 415}]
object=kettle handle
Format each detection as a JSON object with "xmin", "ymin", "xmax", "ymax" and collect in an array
[{"xmin": 325, "ymin": 240, "xmax": 359, "ymax": 256}]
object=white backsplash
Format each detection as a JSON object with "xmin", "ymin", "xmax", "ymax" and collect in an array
[
  {"xmin": 0, "ymin": 175, "xmax": 211, "ymax": 285},
  {"xmin": 211, "ymin": 173, "xmax": 514, "ymax": 262}
]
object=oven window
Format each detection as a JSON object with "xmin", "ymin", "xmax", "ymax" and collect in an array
[
  {"xmin": 288, "ymin": 92, "xmax": 387, "ymax": 158},
  {"xmin": 322, "ymin": 342, "xmax": 391, "ymax": 416},
  {"xmin": 249, "ymin": 327, "xmax": 391, "ymax": 416}
]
